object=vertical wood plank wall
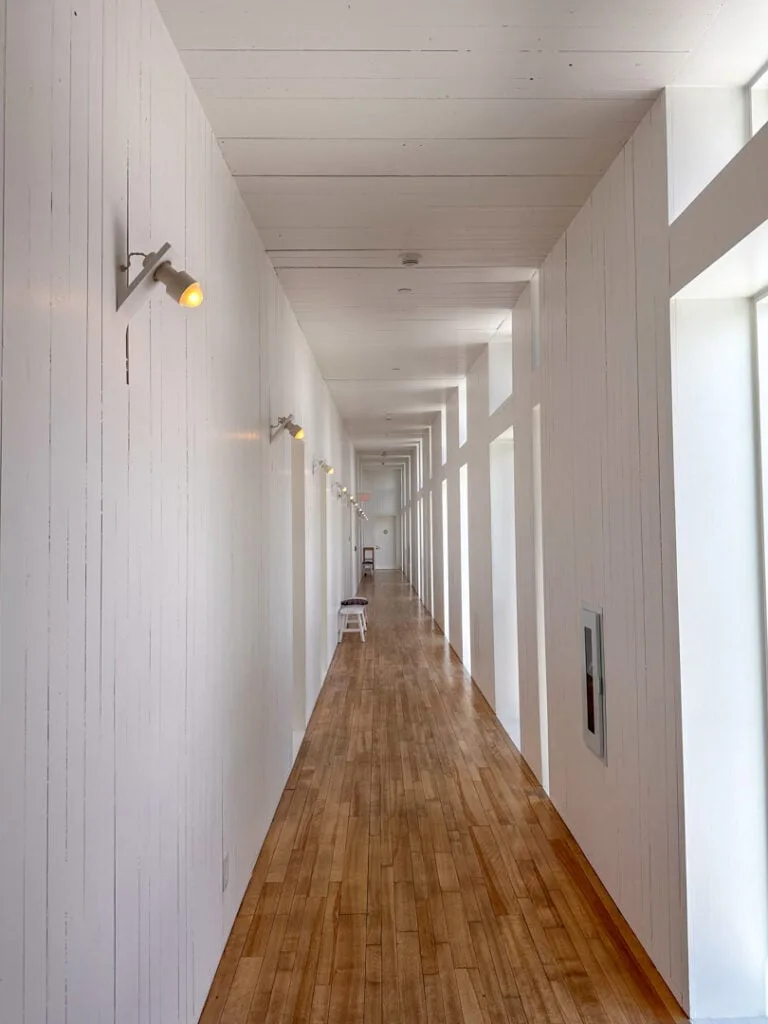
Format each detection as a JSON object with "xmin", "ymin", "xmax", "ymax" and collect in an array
[
  {"xmin": 406, "ymin": 97, "xmax": 688, "ymax": 1007},
  {"xmin": 538, "ymin": 98, "xmax": 686, "ymax": 1004},
  {"xmin": 0, "ymin": 1, "xmax": 353, "ymax": 1021}
]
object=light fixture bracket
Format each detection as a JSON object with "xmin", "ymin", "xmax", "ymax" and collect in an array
[
  {"xmin": 117, "ymin": 242, "xmax": 203, "ymax": 319},
  {"xmin": 270, "ymin": 413, "xmax": 302, "ymax": 443},
  {"xmin": 117, "ymin": 242, "xmax": 172, "ymax": 320}
]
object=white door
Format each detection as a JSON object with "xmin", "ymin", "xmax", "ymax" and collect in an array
[{"xmin": 374, "ymin": 516, "xmax": 396, "ymax": 569}]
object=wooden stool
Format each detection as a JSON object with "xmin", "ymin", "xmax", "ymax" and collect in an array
[
  {"xmin": 341, "ymin": 597, "xmax": 369, "ymax": 629},
  {"xmin": 338, "ymin": 602, "xmax": 367, "ymax": 643}
]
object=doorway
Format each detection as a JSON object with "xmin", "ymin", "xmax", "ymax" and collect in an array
[{"xmin": 373, "ymin": 515, "xmax": 396, "ymax": 569}]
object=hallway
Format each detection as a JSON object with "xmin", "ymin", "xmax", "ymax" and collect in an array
[{"xmin": 201, "ymin": 575, "xmax": 683, "ymax": 1024}]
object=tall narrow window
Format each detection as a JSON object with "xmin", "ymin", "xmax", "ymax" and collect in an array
[
  {"xmin": 488, "ymin": 312, "xmax": 513, "ymax": 413},
  {"xmin": 428, "ymin": 491, "xmax": 435, "ymax": 616},
  {"xmin": 531, "ymin": 272, "xmax": 542, "ymax": 370},
  {"xmin": 459, "ymin": 464, "xmax": 472, "ymax": 674},
  {"xmin": 490, "ymin": 431, "xmax": 520, "ymax": 746},
  {"xmin": 532, "ymin": 405, "xmax": 549, "ymax": 791},
  {"xmin": 672, "ymin": 289, "xmax": 768, "ymax": 1016},
  {"xmin": 407, "ymin": 507, "xmax": 412, "ymax": 582},
  {"xmin": 749, "ymin": 61, "xmax": 768, "ymax": 135},
  {"xmin": 417, "ymin": 498, "xmax": 424, "ymax": 598},
  {"xmin": 442, "ymin": 479, "xmax": 450, "ymax": 642},
  {"xmin": 458, "ymin": 380, "xmax": 468, "ymax": 448},
  {"xmin": 755, "ymin": 293, "xmax": 768, "ymax": 656}
]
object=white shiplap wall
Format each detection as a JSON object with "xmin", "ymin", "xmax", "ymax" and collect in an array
[
  {"xmin": 538, "ymin": 97, "xmax": 686, "ymax": 1003},
  {"xmin": 0, "ymin": 1, "xmax": 353, "ymax": 1021}
]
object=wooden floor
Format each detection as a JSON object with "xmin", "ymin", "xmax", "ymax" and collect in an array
[{"xmin": 201, "ymin": 573, "xmax": 687, "ymax": 1024}]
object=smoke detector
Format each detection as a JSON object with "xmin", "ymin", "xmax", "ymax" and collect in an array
[{"xmin": 400, "ymin": 252, "xmax": 422, "ymax": 268}]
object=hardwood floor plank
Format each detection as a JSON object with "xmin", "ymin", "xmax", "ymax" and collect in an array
[
  {"xmin": 442, "ymin": 890, "xmax": 477, "ymax": 969},
  {"xmin": 246, "ymin": 913, "xmax": 289, "ymax": 1022},
  {"xmin": 455, "ymin": 968, "xmax": 491, "ymax": 1024},
  {"xmin": 328, "ymin": 913, "xmax": 366, "ymax": 1024},
  {"xmin": 342, "ymin": 817, "xmax": 370, "ymax": 914},
  {"xmin": 437, "ymin": 943, "xmax": 465, "ymax": 1024},
  {"xmin": 200, "ymin": 575, "xmax": 688, "ymax": 1024},
  {"xmin": 435, "ymin": 850, "xmax": 461, "ymax": 893},
  {"xmin": 416, "ymin": 897, "xmax": 439, "ymax": 975},
  {"xmin": 469, "ymin": 921, "xmax": 511, "ymax": 1024},
  {"xmin": 396, "ymin": 931, "xmax": 429, "ymax": 1023},
  {"xmin": 218, "ymin": 958, "xmax": 263, "ymax": 1024},
  {"xmin": 199, "ymin": 912, "xmax": 256, "ymax": 1024},
  {"xmin": 310, "ymin": 984, "xmax": 330, "ymax": 1024},
  {"xmin": 395, "ymin": 879, "xmax": 419, "ymax": 932},
  {"xmin": 289, "ymin": 897, "xmax": 326, "ymax": 1023}
]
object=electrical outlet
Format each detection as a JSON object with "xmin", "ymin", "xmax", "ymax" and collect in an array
[{"xmin": 222, "ymin": 852, "xmax": 230, "ymax": 893}]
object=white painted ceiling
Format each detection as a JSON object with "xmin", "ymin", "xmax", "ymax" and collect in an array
[{"xmin": 158, "ymin": 0, "xmax": 762, "ymax": 453}]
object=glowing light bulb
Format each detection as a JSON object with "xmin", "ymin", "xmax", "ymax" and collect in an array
[{"xmin": 179, "ymin": 281, "xmax": 204, "ymax": 308}]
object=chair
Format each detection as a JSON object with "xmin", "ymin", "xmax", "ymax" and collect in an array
[
  {"xmin": 362, "ymin": 546, "xmax": 375, "ymax": 577},
  {"xmin": 338, "ymin": 600, "xmax": 367, "ymax": 643}
]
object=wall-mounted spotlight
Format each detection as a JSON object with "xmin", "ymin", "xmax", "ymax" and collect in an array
[
  {"xmin": 270, "ymin": 414, "xmax": 305, "ymax": 443},
  {"xmin": 154, "ymin": 260, "xmax": 204, "ymax": 308},
  {"xmin": 117, "ymin": 242, "xmax": 204, "ymax": 319}
]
